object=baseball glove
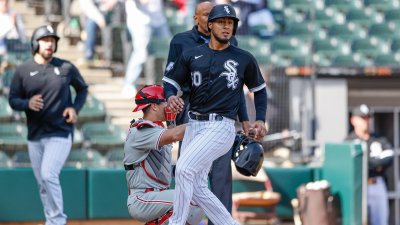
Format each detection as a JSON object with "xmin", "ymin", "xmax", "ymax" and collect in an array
[{"xmin": 165, "ymin": 106, "xmax": 177, "ymax": 127}]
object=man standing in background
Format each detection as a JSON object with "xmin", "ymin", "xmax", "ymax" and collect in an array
[
  {"xmin": 346, "ymin": 104, "xmax": 394, "ymax": 225},
  {"xmin": 8, "ymin": 25, "xmax": 88, "ymax": 225}
]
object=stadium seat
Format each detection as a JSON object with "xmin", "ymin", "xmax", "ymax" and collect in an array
[
  {"xmin": 368, "ymin": 22, "xmax": 400, "ymax": 41},
  {"xmin": 0, "ymin": 151, "xmax": 12, "ymax": 168},
  {"xmin": 289, "ymin": 54, "xmax": 313, "ymax": 66},
  {"xmin": 270, "ymin": 36, "xmax": 309, "ymax": 57},
  {"xmin": 283, "ymin": 8, "xmax": 307, "ymax": 23},
  {"xmin": 0, "ymin": 95, "xmax": 13, "ymax": 122},
  {"xmin": 384, "ymin": 9, "xmax": 400, "ymax": 22},
  {"xmin": 391, "ymin": 38, "xmax": 400, "ymax": 52},
  {"xmin": 81, "ymin": 122, "xmax": 126, "ymax": 151},
  {"xmin": 351, "ymin": 37, "xmax": 390, "ymax": 58},
  {"xmin": 312, "ymin": 53, "xmax": 333, "ymax": 67},
  {"xmin": 365, "ymin": 0, "xmax": 400, "ymax": 12},
  {"xmin": 327, "ymin": 23, "xmax": 366, "ymax": 41},
  {"xmin": 78, "ymin": 95, "xmax": 107, "ymax": 124},
  {"xmin": 72, "ymin": 128, "xmax": 84, "ymax": 149},
  {"xmin": 311, "ymin": 8, "xmax": 345, "ymax": 29},
  {"xmin": 325, "ymin": 0, "xmax": 363, "ymax": 12},
  {"xmin": 12, "ymin": 150, "xmax": 31, "ymax": 167},
  {"xmin": 148, "ymin": 37, "xmax": 171, "ymax": 59},
  {"xmin": 284, "ymin": 0, "xmax": 312, "ymax": 12},
  {"xmin": 270, "ymin": 10, "xmax": 286, "ymax": 33},
  {"xmin": 267, "ymin": 0, "xmax": 284, "ymax": 10},
  {"xmin": 331, "ymin": 53, "xmax": 371, "ymax": 67},
  {"xmin": 270, "ymin": 53, "xmax": 292, "ymax": 67},
  {"xmin": 105, "ymin": 148, "xmax": 124, "ymax": 168},
  {"xmin": 284, "ymin": 22, "xmax": 324, "ymax": 40},
  {"xmin": 1, "ymin": 68, "xmax": 15, "ymax": 91},
  {"xmin": 373, "ymin": 53, "xmax": 400, "ymax": 66},
  {"xmin": 237, "ymin": 36, "xmax": 271, "ymax": 65},
  {"xmin": 5, "ymin": 39, "xmax": 31, "ymax": 66},
  {"xmin": 313, "ymin": 38, "xmax": 350, "ymax": 56},
  {"xmin": 66, "ymin": 149, "xmax": 107, "ymax": 168},
  {"xmin": 0, "ymin": 123, "xmax": 28, "ymax": 151},
  {"xmin": 345, "ymin": 8, "xmax": 383, "ymax": 28}
]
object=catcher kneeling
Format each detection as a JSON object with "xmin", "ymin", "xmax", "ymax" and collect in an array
[{"xmin": 123, "ymin": 85, "xmax": 203, "ymax": 225}]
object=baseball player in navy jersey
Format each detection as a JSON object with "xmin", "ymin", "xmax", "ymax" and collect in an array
[
  {"xmin": 164, "ymin": 2, "xmax": 252, "ymax": 224},
  {"xmin": 8, "ymin": 25, "xmax": 88, "ymax": 225},
  {"xmin": 345, "ymin": 104, "xmax": 394, "ymax": 225},
  {"xmin": 124, "ymin": 85, "xmax": 203, "ymax": 224},
  {"xmin": 163, "ymin": 4, "xmax": 268, "ymax": 225}
]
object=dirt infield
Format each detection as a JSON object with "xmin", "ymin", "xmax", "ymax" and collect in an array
[{"xmin": 0, "ymin": 219, "xmax": 143, "ymax": 225}]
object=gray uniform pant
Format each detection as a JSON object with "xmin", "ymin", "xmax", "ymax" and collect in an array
[
  {"xmin": 128, "ymin": 189, "xmax": 203, "ymax": 224},
  {"xmin": 28, "ymin": 135, "xmax": 72, "ymax": 225}
]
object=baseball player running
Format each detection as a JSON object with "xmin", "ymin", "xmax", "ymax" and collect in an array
[
  {"xmin": 9, "ymin": 25, "xmax": 88, "ymax": 224},
  {"xmin": 124, "ymin": 85, "xmax": 203, "ymax": 224},
  {"xmin": 163, "ymin": 4, "xmax": 268, "ymax": 225},
  {"xmin": 164, "ymin": 2, "xmax": 252, "ymax": 224}
]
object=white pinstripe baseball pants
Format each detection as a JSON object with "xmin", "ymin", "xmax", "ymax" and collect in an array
[
  {"xmin": 28, "ymin": 135, "xmax": 72, "ymax": 225},
  {"xmin": 169, "ymin": 116, "xmax": 239, "ymax": 225}
]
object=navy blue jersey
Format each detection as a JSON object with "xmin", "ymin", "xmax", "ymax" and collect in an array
[
  {"xmin": 163, "ymin": 44, "xmax": 266, "ymax": 120},
  {"xmin": 164, "ymin": 26, "xmax": 245, "ymax": 124},
  {"xmin": 9, "ymin": 57, "xmax": 88, "ymax": 140},
  {"xmin": 165, "ymin": 26, "xmax": 238, "ymax": 75},
  {"xmin": 346, "ymin": 132, "xmax": 394, "ymax": 178}
]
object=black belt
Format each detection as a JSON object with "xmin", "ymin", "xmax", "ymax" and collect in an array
[
  {"xmin": 124, "ymin": 163, "xmax": 140, "ymax": 170},
  {"xmin": 188, "ymin": 112, "xmax": 223, "ymax": 121}
]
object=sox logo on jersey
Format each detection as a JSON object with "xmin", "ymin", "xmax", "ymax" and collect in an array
[{"xmin": 220, "ymin": 60, "xmax": 239, "ymax": 89}]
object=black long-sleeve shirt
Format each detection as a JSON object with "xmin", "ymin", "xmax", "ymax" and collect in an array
[
  {"xmin": 345, "ymin": 132, "xmax": 394, "ymax": 178},
  {"xmin": 9, "ymin": 57, "xmax": 88, "ymax": 141}
]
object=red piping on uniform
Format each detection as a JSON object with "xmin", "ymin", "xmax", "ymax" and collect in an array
[
  {"xmin": 136, "ymin": 195, "xmax": 173, "ymax": 205},
  {"xmin": 141, "ymin": 161, "xmax": 169, "ymax": 186}
]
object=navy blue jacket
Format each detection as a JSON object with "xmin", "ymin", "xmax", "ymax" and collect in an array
[{"xmin": 9, "ymin": 57, "xmax": 88, "ymax": 141}]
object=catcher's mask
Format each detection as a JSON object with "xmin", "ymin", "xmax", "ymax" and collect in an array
[
  {"xmin": 31, "ymin": 25, "xmax": 60, "ymax": 55},
  {"xmin": 207, "ymin": 4, "xmax": 239, "ymax": 35},
  {"xmin": 232, "ymin": 132, "xmax": 264, "ymax": 176},
  {"xmin": 133, "ymin": 85, "xmax": 166, "ymax": 112}
]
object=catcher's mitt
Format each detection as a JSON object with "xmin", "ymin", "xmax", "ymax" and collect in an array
[{"xmin": 165, "ymin": 106, "xmax": 177, "ymax": 127}]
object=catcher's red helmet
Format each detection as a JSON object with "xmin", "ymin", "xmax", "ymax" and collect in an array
[{"xmin": 133, "ymin": 85, "xmax": 166, "ymax": 112}]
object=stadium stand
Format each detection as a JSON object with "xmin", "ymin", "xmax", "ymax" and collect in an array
[
  {"xmin": 3, "ymin": 0, "xmax": 400, "ymax": 223},
  {"xmin": 65, "ymin": 148, "xmax": 107, "ymax": 169}
]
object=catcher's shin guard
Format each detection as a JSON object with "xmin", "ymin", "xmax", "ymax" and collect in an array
[{"xmin": 145, "ymin": 210, "xmax": 173, "ymax": 225}]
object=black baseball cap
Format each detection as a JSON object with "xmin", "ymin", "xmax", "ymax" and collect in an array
[{"xmin": 352, "ymin": 104, "xmax": 371, "ymax": 117}]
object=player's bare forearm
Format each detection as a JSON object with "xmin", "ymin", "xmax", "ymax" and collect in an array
[{"xmin": 159, "ymin": 124, "xmax": 186, "ymax": 146}]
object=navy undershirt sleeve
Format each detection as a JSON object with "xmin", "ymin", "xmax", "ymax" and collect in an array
[
  {"xmin": 163, "ymin": 82, "xmax": 178, "ymax": 100},
  {"xmin": 237, "ymin": 90, "xmax": 249, "ymax": 122},
  {"xmin": 254, "ymin": 88, "xmax": 267, "ymax": 122}
]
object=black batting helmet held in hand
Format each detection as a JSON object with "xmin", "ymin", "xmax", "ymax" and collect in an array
[
  {"xmin": 31, "ymin": 25, "xmax": 60, "ymax": 55},
  {"xmin": 232, "ymin": 132, "xmax": 264, "ymax": 177},
  {"xmin": 207, "ymin": 4, "xmax": 239, "ymax": 35}
]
